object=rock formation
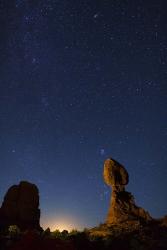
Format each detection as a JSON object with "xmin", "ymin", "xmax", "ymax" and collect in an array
[
  {"xmin": 103, "ymin": 158, "xmax": 151, "ymax": 224},
  {"xmin": 0, "ymin": 181, "xmax": 40, "ymax": 230}
]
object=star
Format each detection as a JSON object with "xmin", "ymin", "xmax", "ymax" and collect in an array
[
  {"xmin": 93, "ymin": 13, "xmax": 99, "ymax": 19},
  {"xmin": 100, "ymin": 149, "xmax": 105, "ymax": 156}
]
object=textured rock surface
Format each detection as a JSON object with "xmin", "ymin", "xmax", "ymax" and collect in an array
[
  {"xmin": 161, "ymin": 215, "xmax": 167, "ymax": 227},
  {"xmin": 89, "ymin": 220, "xmax": 167, "ymax": 250},
  {"xmin": 103, "ymin": 158, "xmax": 129, "ymax": 191},
  {"xmin": 104, "ymin": 158, "xmax": 151, "ymax": 224},
  {"xmin": 0, "ymin": 181, "xmax": 40, "ymax": 230}
]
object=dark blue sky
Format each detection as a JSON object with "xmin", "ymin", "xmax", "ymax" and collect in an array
[{"xmin": 0, "ymin": 0, "xmax": 167, "ymax": 230}]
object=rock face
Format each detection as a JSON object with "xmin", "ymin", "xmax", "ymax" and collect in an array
[
  {"xmin": 104, "ymin": 158, "xmax": 151, "ymax": 224},
  {"xmin": 0, "ymin": 181, "xmax": 40, "ymax": 230}
]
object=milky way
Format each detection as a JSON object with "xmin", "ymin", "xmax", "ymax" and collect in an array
[{"xmin": 0, "ymin": 1, "xmax": 167, "ymax": 229}]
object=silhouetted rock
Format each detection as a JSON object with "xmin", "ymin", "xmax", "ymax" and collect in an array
[
  {"xmin": 0, "ymin": 181, "xmax": 40, "ymax": 230},
  {"xmin": 103, "ymin": 158, "xmax": 151, "ymax": 224}
]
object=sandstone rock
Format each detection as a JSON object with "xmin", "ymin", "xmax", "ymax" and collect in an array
[
  {"xmin": 103, "ymin": 158, "xmax": 129, "ymax": 191},
  {"xmin": 104, "ymin": 158, "xmax": 152, "ymax": 224},
  {"xmin": 160, "ymin": 215, "xmax": 167, "ymax": 227},
  {"xmin": 0, "ymin": 181, "xmax": 40, "ymax": 230}
]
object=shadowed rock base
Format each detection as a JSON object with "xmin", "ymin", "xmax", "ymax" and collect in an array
[{"xmin": 107, "ymin": 189, "xmax": 151, "ymax": 223}]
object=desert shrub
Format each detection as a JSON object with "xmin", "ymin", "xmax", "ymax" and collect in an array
[
  {"xmin": 41, "ymin": 227, "xmax": 51, "ymax": 238},
  {"xmin": 61, "ymin": 230, "xmax": 69, "ymax": 239},
  {"xmin": 70, "ymin": 231, "xmax": 91, "ymax": 250},
  {"xmin": 8, "ymin": 225, "xmax": 20, "ymax": 238},
  {"xmin": 69, "ymin": 229, "xmax": 79, "ymax": 236},
  {"xmin": 51, "ymin": 229, "xmax": 61, "ymax": 238}
]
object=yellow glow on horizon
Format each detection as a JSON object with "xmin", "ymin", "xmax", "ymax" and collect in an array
[
  {"xmin": 50, "ymin": 222, "xmax": 73, "ymax": 232},
  {"xmin": 42, "ymin": 216, "xmax": 81, "ymax": 232}
]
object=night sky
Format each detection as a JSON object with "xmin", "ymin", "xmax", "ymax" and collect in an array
[{"xmin": 0, "ymin": 0, "xmax": 167, "ymax": 231}]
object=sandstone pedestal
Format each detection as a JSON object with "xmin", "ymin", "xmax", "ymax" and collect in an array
[{"xmin": 103, "ymin": 158, "xmax": 151, "ymax": 224}]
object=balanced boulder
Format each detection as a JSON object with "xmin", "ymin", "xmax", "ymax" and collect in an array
[{"xmin": 104, "ymin": 158, "xmax": 151, "ymax": 224}]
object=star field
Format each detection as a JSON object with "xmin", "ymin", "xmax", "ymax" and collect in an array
[{"xmin": 0, "ymin": 0, "xmax": 167, "ymax": 230}]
